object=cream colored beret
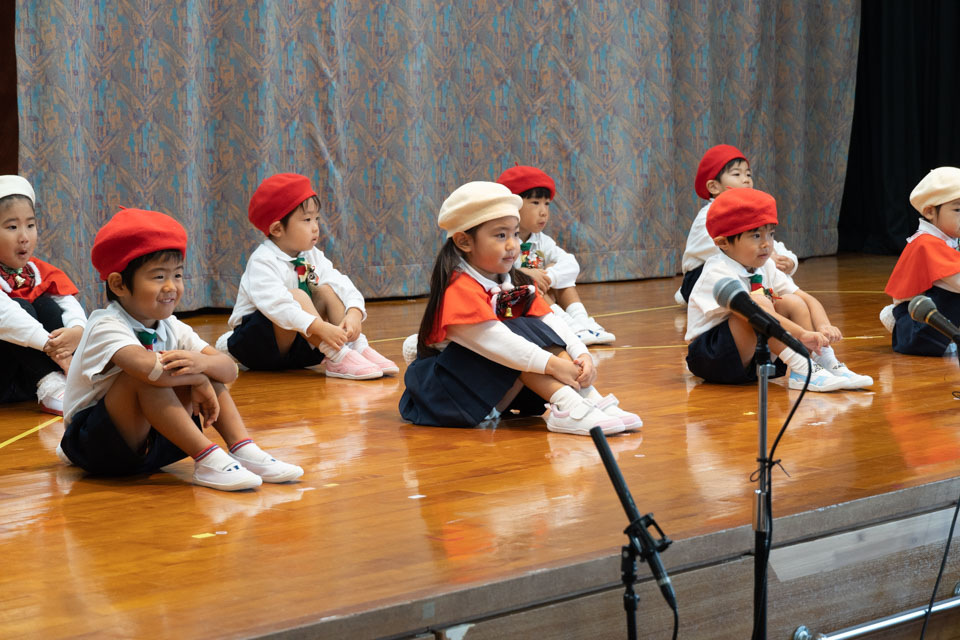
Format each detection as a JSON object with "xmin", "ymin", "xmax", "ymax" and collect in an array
[
  {"xmin": 910, "ymin": 167, "xmax": 960, "ymax": 213},
  {"xmin": 0, "ymin": 175, "xmax": 35, "ymax": 205},
  {"xmin": 438, "ymin": 181, "xmax": 521, "ymax": 238}
]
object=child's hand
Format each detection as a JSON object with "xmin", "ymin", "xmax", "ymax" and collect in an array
[
  {"xmin": 545, "ymin": 355, "xmax": 581, "ymax": 390},
  {"xmin": 798, "ymin": 330, "xmax": 829, "ymax": 355},
  {"xmin": 574, "ymin": 354, "xmax": 597, "ymax": 388},
  {"xmin": 521, "ymin": 268, "xmax": 552, "ymax": 295},
  {"xmin": 43, "ymin": 326, "xmax": 83, "ymax": 360},
  {"xmin": 815, "ymin": 323, "xmax": 843, "ymax": 343},
  {"xmin": 339, "ymin": 308, "xmax": 363, "ymax": 342},
  {"xmin": 317, "ymin": 321, "xmax": 349, "ymax": 350},
  {"xmin": 191, "ymin": 380, "xmax": 220, "ymax": 428},
  {"xmin": 772, "ymin": 254, "xmax": 796, "ymax": 273},
  {"xmin": 159, "ymin": 350, "xmax": 208, "ymax": 376}
]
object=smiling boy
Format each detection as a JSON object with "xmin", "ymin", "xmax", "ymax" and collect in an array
[{"xmin": 58, "ymin": 208, "xmax": 303, "ymax": 491}]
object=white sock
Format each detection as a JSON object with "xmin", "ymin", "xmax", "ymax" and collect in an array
[
  {"xmin": 566, "ymin": 302, "xmax": 588, "ymax": 321},
  {"xmin": 349, "ymin": 333, "xmax": 370, "ymax": 352},
  {"xmin": 779, "ymin": 347, "xmax": 810, "ymax": 376},
  {"xmin": 229, "ymin": 440, "xmax": 273, "ymax": 463},
  {"xmin": 578, "ymin": 385, "xmax": 604, "ymax": 403},
  {"xmin": 549, "ymin": 386, "xmax": 583, "ymax": 411},
  {"xmin": 316, "ymin": 343, "xmax": 350, "ymax": 363},
  {"xmin": 815, "ymin": 345, "xmax": 839, "ymax": 369}
]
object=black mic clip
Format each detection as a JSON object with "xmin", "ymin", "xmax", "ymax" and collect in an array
[{"xmin": 625, "ymin": 513, "xmax": 672, "ymax": 559}]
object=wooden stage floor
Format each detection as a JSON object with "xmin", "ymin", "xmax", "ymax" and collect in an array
[{"xmin": 3, "ymin": 254, "xmax": 960, "ymax": 639}]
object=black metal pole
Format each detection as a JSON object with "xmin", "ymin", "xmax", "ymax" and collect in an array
[{"xmin": 753, "ymin": 334, "xmax": 773, "ymax": 640}]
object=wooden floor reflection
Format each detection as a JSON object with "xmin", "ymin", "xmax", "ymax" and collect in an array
[{"xmin": 2, "ymin": 254, "xmax": 959, "ymax": 639}]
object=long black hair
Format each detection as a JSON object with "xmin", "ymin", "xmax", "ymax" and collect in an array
[{"xmin": 416, "ymin": 228, "xmax": 534, "ymax": 358}]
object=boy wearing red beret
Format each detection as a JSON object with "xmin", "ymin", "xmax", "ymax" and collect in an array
[
  {"xmin": 674, "ymin": 145, "xmax": 799, "ymax": 304},
  {"xmin": 0, "ymin": 175, "xmax": 87, "ymax": 415},
  {"xmin": 217, "ymin": 173, "xmax": 396, "ymax": 379},
  {"xmin": 881, "ymin": 167, "xmax": 960, "ymax": 355},
  {"xmin": 685, "ymin": 188, "xmax": 872, "ymax": 391},
  {"xmin": 57, "ymin": 208, "xmax": 303, "ymax": 491},
  {"xmin": 495, "ymin": 165, "xmax": 615, "ymax": 345}
]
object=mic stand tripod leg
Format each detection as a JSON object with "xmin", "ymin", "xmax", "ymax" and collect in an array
[
  {"xmin": 753, "ymin": 334, "xmax": 774, "ymax": 640},
  {"xmin": 620, "ymin": 543, "xmax": 639, "ymax": 640}
]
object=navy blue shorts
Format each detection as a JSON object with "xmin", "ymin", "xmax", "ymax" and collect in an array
[
  {"xmin": 892, "ymin": 287, "xmax": 960, "ymax": 356},
  {"xmin": 60, "ymin": 398, "xmax": 193, "ymax": 476},
  {"xmin": 399, "ymin": 316, "xmax": 565, "ymax": 427},
  {"xmin": 679, "ymin": 265, "xmax": 703, "ymax": 303},
  {"xmin": 686, "ymin": 319, "xmax": 787, "ymax": 384},
  {"xmin": 228, "ymin": 310, "xmax": 324, "ymax": 370}
]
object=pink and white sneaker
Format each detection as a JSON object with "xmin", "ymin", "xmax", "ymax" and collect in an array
[
  {"xmin": 359, "ymin": 346, "xmax": 400, "ymax": 375},
  {"xmin": 323, "ymin": 350, "xmax": 383, "ymax": 380},
  {"xmin": 545, "ymin": 399, "xmax": 624, "ymax": 436},
  {"xmin": 594, "ymin": 394, "xmax": 643, "ymax": 431}
]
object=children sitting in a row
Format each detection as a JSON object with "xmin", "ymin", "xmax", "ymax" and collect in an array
[{"xmin": 675, "ymin": 145, "xmax": 798, "ymax": 304}]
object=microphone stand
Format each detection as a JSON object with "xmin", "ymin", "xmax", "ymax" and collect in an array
[{"xmin": 752, "ymin": 334, "xmax": 774, "ymax": 640}]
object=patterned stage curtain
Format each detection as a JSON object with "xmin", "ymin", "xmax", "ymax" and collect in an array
[{"xmin": 16, "ymin": 1, "xmax": 859, "ymax": 310}]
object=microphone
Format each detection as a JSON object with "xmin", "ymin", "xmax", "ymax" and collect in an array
[
  {"xmin": 713, "ymin": 277, "xmax": 809, "ymax": 357},
  {"xmin": 590, "ymin": 427, "xmax": 678, "ymax": 611},
  {"xmin": 909, "ymin": 295, "xmax": 960, "ymax": 342}
]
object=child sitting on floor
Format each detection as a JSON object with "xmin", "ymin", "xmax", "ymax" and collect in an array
[
  {"xmin": 675, "ymin": 144, "xmax": 799, "ymax": 304},
  {"xmin": 496, "ymin": 165, "xmax": 615, "ymax": 344},
  {"xmin": 58, "ymin": 208, "xmax": 302, "ymax": 491},
  {"xmin": 685, "ymin": 188, "xmax": 872, "ymax": 392},
  {"xmin": 399, "ymin": 181, "xmax": 640, "ymax": 435},
  {"xmin": 0, "ymin": 175, "xmax": 87, "ymax": 415},
  {"xmin": 881, "ymin": 167, "xmax": 960, "ymax": 356},
  {"xmin": 218, "ymin": 173, "xmax": 397, "ymax": 379}
]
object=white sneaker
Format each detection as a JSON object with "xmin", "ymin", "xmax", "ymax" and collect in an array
[
  {"xmin": 55, "ymin": 444, "xmax": 73, "ymax": 465},
  {"xmin": 402, "ymin": 334, "xmax": 418, "ymax": 364},
  {"xmin": 787, "ymin": 363, "xmax": 848, "ymax": 392},
  {"xmin": 829, "ymin": 363, "xmax": 874, "ymax": 389},
  {"xmin": 215, "ymin": 331, "xmax": 248, "ymax": 371},
  {"xmin": 946, "ymin": 342, "xmax": 958, "ymax": 356},
  {"xmin": 193, "ymin": 449, "xmax": 263, "ymax": 491},
  {"xmin": 545, "ymin": 398, "xmax": 624, "ymax": 436},
  {"xmin": 229, "ymin": 444, "xmax": 304, "ymax": 483},
  {"xmin": 879, "ymin": 304, "xmax": 895, "ymax": 333},
  {"xmin": 674, "ymin": 288, "xmax": 687, "ymax": 306},
  {"xmin": 36, "ymin": 372, "xmax": 66, "ymax": 416},
  {"xmin": 584, "ymin": 317, "xmax": 615, "ymax": 343},
  {"xmin": 593, "ymin": 394, "xmax": 642, "ymax": 431}
]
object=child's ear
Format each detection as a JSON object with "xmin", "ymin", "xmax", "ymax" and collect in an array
[
  {"xmin": 453, "ymin": 231, "xmax": 473, "ymax": 253},
  {"xmin": 713, "ymin": 235, "xmax": 729, "ymax": 249},
  {"xmin": 106, "ymin": 272, "xmax": 126, "ymax": 297},
  {"xmin": 268, "ymin": 220, "xmax": 284, "ymax": 237},
  {"xmin": 921, "ymin": 205, "xmax": 938, "ymax": 221},
  {"xmin": 706, "ymin": 179, "xmax": 723, "ymax": 196}
]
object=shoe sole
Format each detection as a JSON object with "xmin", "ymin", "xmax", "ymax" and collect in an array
[
  {"xmin": 547, "ymin": 422, "xmax": 625, "ymax": 436},
  {"xmin": 194, "ymin": 475, "xmax": 263, "ymax": 491},
  {"xmin": 377, "ymin": 366, "xmax": 400, "ymax": 375},
  {"xmin": 259, "ymin": 469, "xmax": 305, "ymax": 483},
  {"xmin": 40, "ymin": 405, "xmax": 64, "ymax": 416},
  {"xmin": 325, "ymin": 370, "xmax": 384, "ymax": 380},
  {"xmin": 789, "ymin": 379, "xmax": 847, "ymax": 392},
  {"xmin": 837, "ymin": 376, "xmax": 874, "ymax": 389}
]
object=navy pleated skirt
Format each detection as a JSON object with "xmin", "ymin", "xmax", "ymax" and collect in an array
[{"xmin": 399, "ymin": 316, "xmax": 566, "ymax": 427}]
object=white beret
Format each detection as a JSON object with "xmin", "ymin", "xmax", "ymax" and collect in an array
[
  {"xmin": 0, "ymin": 175, "xmax": 35, "ymax": 205},
  {"xmin": 910, "ymin": 167, "xmax": 960, "ymax": 213},
  {"xmin": 438, "ymin": 181, "xmax": 521, "ymax": 238}
]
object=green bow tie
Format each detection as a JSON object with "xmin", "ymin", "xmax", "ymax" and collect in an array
[
  {"xmin": 135, "ymin": 329, "xmax": 158, "ymax": 351},
  {"xmin": 291, "ymin": 257, "xmax": 311, "ymax": 294}
]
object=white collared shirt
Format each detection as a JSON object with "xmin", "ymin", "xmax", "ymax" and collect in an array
[
  {"xmin": 229, "ymin": 239, "xmax": 367, "ymax": 333},
  {"xmin": 63, "ymin": 302, "xmax": 207, "ymax": 424},
  {"xmin": 0, "ymin": 260, "xmax": 87, "ymax": 350},
  {"xmin": 513, "ymin": 231, "xmax": 580, "ymax": 289},
  {"xmin": 685, "ymin": 252, "xmax": 799, "ymax": 342}
]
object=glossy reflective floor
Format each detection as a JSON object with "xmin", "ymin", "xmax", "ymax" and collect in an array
[{"xmin": 2, "ymin": 254, "xmax": 959, "ymax": 639}]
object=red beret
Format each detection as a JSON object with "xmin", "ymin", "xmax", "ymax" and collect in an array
[
  {"xmin": 496, "ymin": 165, "xmax": 556, "ymax": 200},
  {"xmin": 248, "ymin": 173, "xmax": 318, "ymax": 235},
  {"xmin": 706, "ymin": 188, "xmax": 778, "ymax": 239},
  {"xmin": 695, "ymin": 144, "xmax": 748, "ymax": 200},
  {"xmin": 92, "ymin": 208, "xmax": 188, "ymax": 280}
]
